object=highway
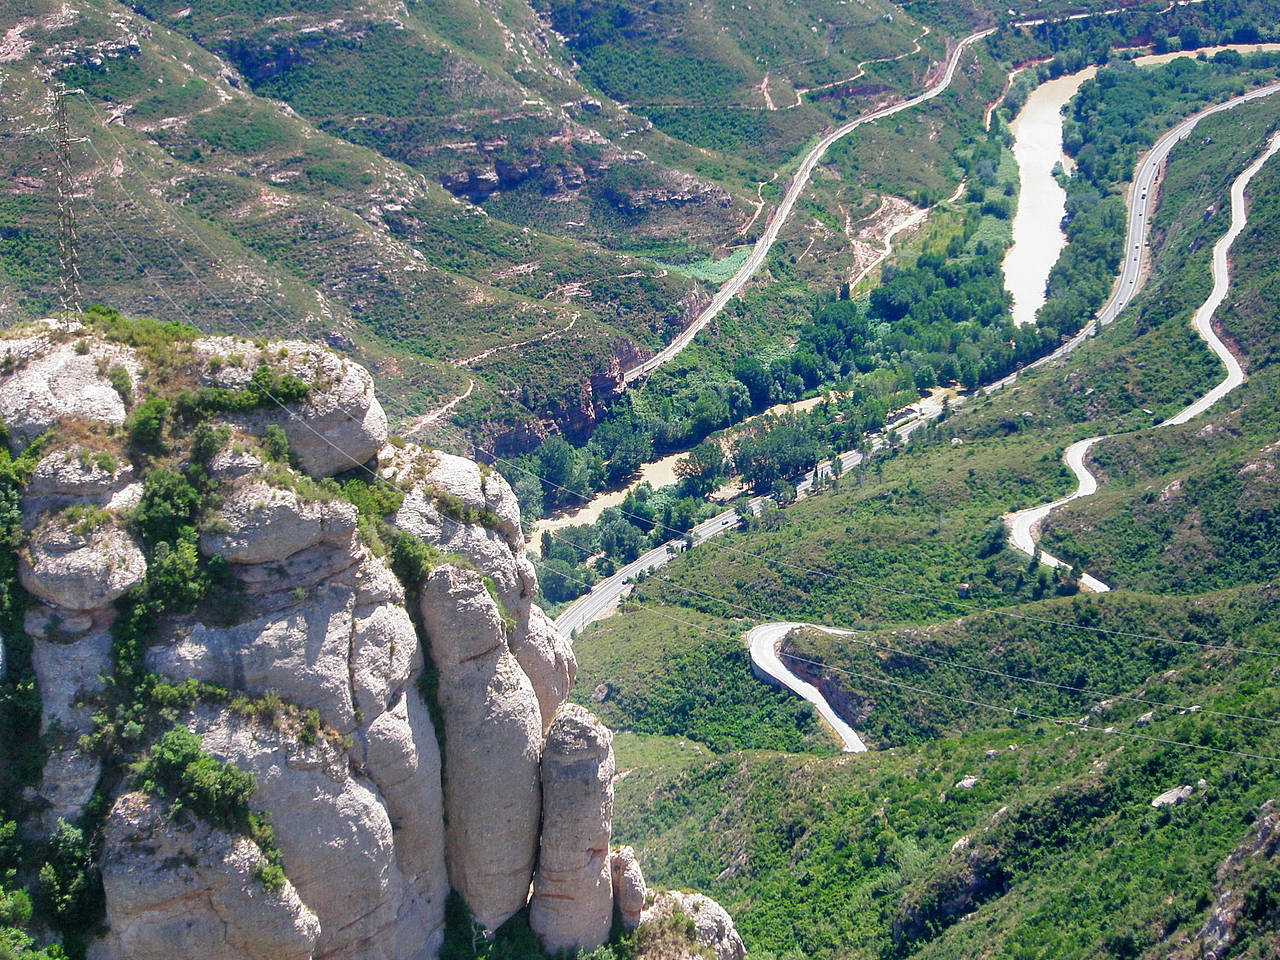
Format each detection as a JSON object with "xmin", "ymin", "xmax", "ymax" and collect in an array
[
  {"xmin": 986, "ymin": 76, "xmax": 1280, "ymax": 394},
  {"xmin": 553, "ymin": 398, "xmax": 943, "ymax": 637}
]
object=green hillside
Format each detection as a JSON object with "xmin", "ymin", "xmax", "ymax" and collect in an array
[{"xmin": 570, "ymin": 81, "xmax": 1280, "ymax": 960}]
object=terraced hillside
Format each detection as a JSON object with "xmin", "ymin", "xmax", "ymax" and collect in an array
[{"xmin": 1, "ymin": 0, "xmax": 959, "ymax": 453}]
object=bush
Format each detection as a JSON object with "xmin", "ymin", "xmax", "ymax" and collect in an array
[
  {"xmin": 260, "ymin": 424, "xmax": 290, "ymax": 464},
  {"xmin": 125, "ymin": 395, "xmax": 169, "ymax": 448},
  {"xmin": 135, "ymin": 725, "xmax": 257, "ymax": 832},
  {"xmin": 133, "ymin": 468, "xmax": 204, "ymax": 547},
  {"xmin": 34, "ymin": 820, "xmax": 100, "ymax": 934}
]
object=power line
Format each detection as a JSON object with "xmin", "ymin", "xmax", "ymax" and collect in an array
[
  {"xmin": 62, "ymin": 81, "xmax": 1280, "ymax": 674},
  {"xmin": 56, "ymin": 91, "xmax": 1280, "ymax": 769}
]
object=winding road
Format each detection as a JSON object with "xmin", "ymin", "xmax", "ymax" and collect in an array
[
  {"xmin": 622, "ymin": 28, "xmax": 995, "ymax": 384},
  {"xmin": 746, "ymin": 624, "xmax": 867, "ymax": 752},
  {"xmin": 561, "ymin": 56, "xmax": 1280, "ymax": 754},
  {"xmin": 1002, "ymin": 95, "xmax": 1280, "ymax": 585},
  {"xmin": 986, "ymin": 76, "xmax": 1280, "ymax": 394}
]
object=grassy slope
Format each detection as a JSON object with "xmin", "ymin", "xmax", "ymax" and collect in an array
[
  {"xmin": 0, "ymin": 0, "xmax": 756, "ymax": 441},
  {"xmin": 1039, "ymin": 97, "xmax": 1280, "ymax": 592},
  {"xmin": 574, "ymin": 82, "xmax": 1280, "ymax": 960}
]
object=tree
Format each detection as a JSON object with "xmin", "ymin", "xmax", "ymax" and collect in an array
[
  {"xmin": 733, "ymin": 355, "xmax": 772, "ymax": 408},
  {"xmin": 535, "ymin": 436, "xmax": 575, "ymax": 507},
  {"xmin": 690, "ymin": 389, "xmax": 730, "ymax": 439},
  {"xmin": 539, "ymin": 558, "xmax": 587, "ymax": 604},
  {"xmin": 979, "ymin": 519, "xmax": 1009, "ymax": 557},
  {"xmin": 597, "ymin": 509, "xmax": 644, "ymax": 563},
  {"xmin": 676, "ymin": 442, "xmax": 726, "ymax": 496},
  {"xmin": 36, "ymin": 820, "xmax": 100, "ymax": 933}
]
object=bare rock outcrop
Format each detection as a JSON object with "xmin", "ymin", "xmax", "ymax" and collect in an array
[
  {"xmin": 384, "ymin": 448, "xmax": 522, "ymax": 551},
  {"xmin": 610, "ymin": 846, "xmax": 647, "ymax": 931},
  {"xmin": 3, "ymin": 322, "xmax": 743, "ymax": 960},
  {"xmin": 0, "ymin": 330, "xmax": 138, "ymax": 447},
  {"xmin": 420, "ymin": 564, "xmax": 543, "ymax": 933},
  {"xmin": 198, "ymin": 481, "xmax": 358, "ymax": 564},
  {"xmin": 389, "ymin": 444, "xmax": 575, "ymax": 732},
  {"xmin": 23, "ymin": 448, "xmax": 137, "ymax": 525},
  {"xmin": 195, "ymin": 709, "xmax": 439, "ymax": 960},
  {"xmin": 530, "ymin": 704, "xmax": 615, "ymax": 953},
  {"xmin": 275, "ymin": 342, "xmax": 388, "ymax": 476},
  {"xmin": 511, "ymin": 605, "xmax": 576, "ymax": 733},
  {"xmin": 19, "ymin": 518, "xmax": 146, "ymax": 611},
  {"xmin": 95, "ymin": 792, "xmax": 320, "ymax": 960},
  {"xmin": 1168, "ymin": 797, "xmax": 1280, "ymax": 960},
  {"xmin": 641, "ymin": 891, "xmax": 747, "ymax": 960},
  {"xmin": 362, "ymin": 689, "xmax": 450, "ymax": 958}
]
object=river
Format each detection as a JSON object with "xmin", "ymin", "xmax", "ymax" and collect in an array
[
  {"xmin": 525, "ymin": 392, "xmax": 834, "ymax": 554},
  {"xmin": 1003, "ymin": 45, "xmax": 1280, "ymax": 328}
]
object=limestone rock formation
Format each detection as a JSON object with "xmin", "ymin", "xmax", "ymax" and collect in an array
[
  {"xmin": 23, "ymin": 448, "xmax": 137, "ymax": 524},
  {"xmin": 198, "ymin": 481, "xmax": 357, "ymax": 565},
  {"xmin": 198, "ymin": 337, "xmax": 388, "ymax": 477},
  {"xmin": 530, "ymin": 704, "xmax": 615, "ymax": 953},
  {"xmin": 421, "ymin": 564, "xmax": 544, "ymax": 933},
  {"xmin": 26, "ymin": 627, "xmax": 112, "ymax": 828},
  {"xmin": 384, "ymin": 448, "xmax": 522, "ymax": 552},
  {"xmin": 194, "ymin": 708, "xmax": 442, "ymax": 960},
  {"xmin": 19, "ymin": 518, "xmax": 146, "ymax": 611},
  {"xmin": 610, "ymin": 846, "xmax": 647, "ymax": 931},
  {"xmin": 512, "ymin": 606, "xmax": 577, "ymax": 733},
  {"xmin": 389, "ymin": 446, "xmax": 575, "ymax": 731},
  {"xmin": 1, "ymin": 321, "xmax": 740, "ymax": 960},
  {"xmin": 642, "ymin": 892, "xmax": 747, "ymax": 960},
  {"xmin": 0, "ymin": 326, "xmax": 139, "ymax": 447},
  {"xmin": 95, "ymin": 792, "xmax": 320, "ymax": 960}
]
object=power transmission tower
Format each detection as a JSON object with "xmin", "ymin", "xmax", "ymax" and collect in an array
[{"xmin": 54, "ymin": 83, "xmax": 83, "ymax": 314}]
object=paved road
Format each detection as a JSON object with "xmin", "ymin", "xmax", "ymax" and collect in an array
[
  {"xmin": 1001, "ymin": 100, "xmax": 1280, "ymax": 587},
  {"xmin": 623, "ymin": 28, "xmax": 995, "ymax": 384},
  {"xmin": 553, "ymin": 401, "xmax": 942, "ymax": 637},
  {"xmin": 986, "ymin": 77, "xmax": 1280, "ymax": 394},
  {"xmin": 1003, "ymin": 436, "xmax": 1112, "ymax": 592},
  {"xmin": 1163, "ymin": 129, "xmax": 1280, "ymax": 425},
  {"xmin": 746, "ymin": 623, "xmax": 867, "ymax": 752}
]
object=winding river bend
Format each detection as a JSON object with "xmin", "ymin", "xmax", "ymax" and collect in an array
[
  {"xmin": 751, "ymin": 72, "xmax": 1280, "ymax": 750},
  {"xmin": 1003, "ymin": 83, "xmax": 1280, "ymax": 589},
  {"xmin": 1000, "ymin": 45, "xmax": 1280, "ymax": 330}
]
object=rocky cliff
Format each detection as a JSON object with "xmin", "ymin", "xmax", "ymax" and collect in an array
[{"xmin": 0, "ymin": 314, "xmax": 741, "ymax": 960}]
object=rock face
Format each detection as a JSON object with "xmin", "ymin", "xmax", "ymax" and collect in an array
[
  {"xmin": 0, "ymin": 326, "xmax": 138, "ymax": 447},
  {"xmin": 194, "ymin": 710, "xmax": 440, "ymax": 960},
  {"xmin": 198, "ymin": 482, "xmax": 357, "ymax": 565},
  {"xmin": 610, "ymin": 846, "xmax": 647, "ymax": 930},
  {"xmin": 95, "ymin": 793, "xmax": 320, "ymax": 960},
  {"xmin": 421, "ymin": 564, "xmax": 543, "ymax": 932},
  {"xmin": 199, "ymin": 337, "xmax": 388, "ymax": 477},
  {"xmin": 20, "ymin": 519, "xmax": 146, "ymax": 611},
  {"xmin": 642, "ymin": 892, "xmax": 747, "ymax": 960},
  {"xmin": 530, "ymin": 704, "xmax": 615, "ymax": 953},
  {"xmin": 512, "ymin": 607, "xmax": 577, "ymax": 733},
  {"xmin": 2, "ymin": 322, "xmax": 740, "ymax": 960},
  {"xmin": 388, "ymin": 446, "xmax": 575, "ymax": 732}
]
